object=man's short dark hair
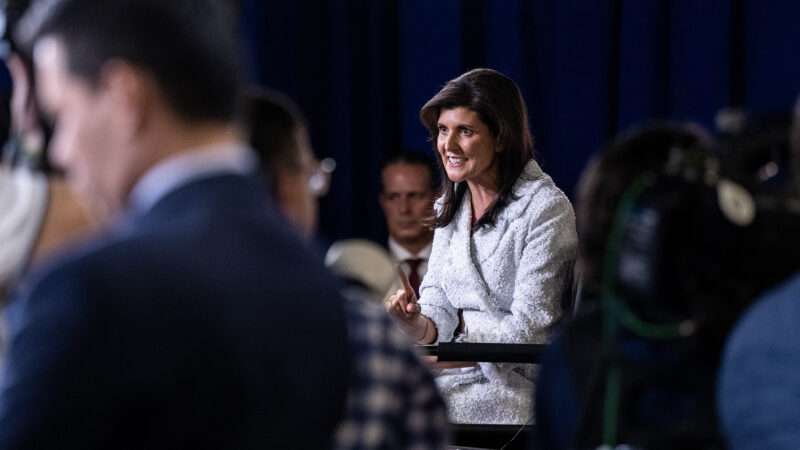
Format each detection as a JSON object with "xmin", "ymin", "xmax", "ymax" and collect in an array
[
  {"xmin": 380, "ymin": 151, "xmax": 438, "ymax": 191},
  {"xmin": 243, "ymin": 88, "xmax": 308, "ymax": 177},
  {"xmin": 16, "ymin": 0, "xmax": 241, "ymax": 122}
]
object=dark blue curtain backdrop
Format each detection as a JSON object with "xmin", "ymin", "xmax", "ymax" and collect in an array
[{"xmin": 240, "ymin": 0, "xmax": 800, "ymax": 246}]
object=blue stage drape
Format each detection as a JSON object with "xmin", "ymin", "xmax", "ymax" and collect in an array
[{"xmin": 240, "ymin": 0, "xmax": 800, "ymax": 245}]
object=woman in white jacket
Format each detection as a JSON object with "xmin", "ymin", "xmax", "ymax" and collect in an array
[{"xmin": 387, "ymin": 68, "xmax": 577, "ymax": 425}]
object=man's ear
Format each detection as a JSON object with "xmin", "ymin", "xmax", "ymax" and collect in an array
[{"xmin": 98, "ymin": 60, "xmax": 151, "ymax": 139}]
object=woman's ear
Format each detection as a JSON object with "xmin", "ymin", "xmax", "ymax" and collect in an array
[{"xmin": 494, "ymin": 132, "xmax": 504, "ymax": 152}]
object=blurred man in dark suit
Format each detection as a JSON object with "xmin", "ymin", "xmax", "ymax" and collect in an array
[{"xmin": 0, "ymin": 1, "xmax": 351, "ymax": 448}]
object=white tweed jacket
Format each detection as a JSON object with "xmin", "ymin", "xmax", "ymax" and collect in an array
[{"xmin": 418, "ymin": 159, "xmax": 577, "ymax": 423}]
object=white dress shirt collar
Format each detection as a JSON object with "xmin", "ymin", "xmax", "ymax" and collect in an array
[
  {"xmin": 129, "ymin": 142, "xmax": 256, "ymax": 214},
  {"xmin": 388, "ymin": 237, "xmax": 432, "ymax": 262}
]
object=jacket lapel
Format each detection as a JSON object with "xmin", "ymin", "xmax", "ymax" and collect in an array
[{"xmin": 447, "ymin": 188, "xmax": 504, "ymax": 320}]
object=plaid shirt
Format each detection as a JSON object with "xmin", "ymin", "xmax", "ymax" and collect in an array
[{"xmin": 334, "ymin": 298, "xmax": 449, "ymax": 450}]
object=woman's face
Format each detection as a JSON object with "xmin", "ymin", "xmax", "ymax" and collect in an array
[{"xmin": 436, "ymin": 107, "xmax": 498, "ymax": 187}]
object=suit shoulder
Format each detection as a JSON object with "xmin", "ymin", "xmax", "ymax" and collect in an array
[{"xmin": 727, "ymin": 273, "xmax": 800, "ymax": 353}]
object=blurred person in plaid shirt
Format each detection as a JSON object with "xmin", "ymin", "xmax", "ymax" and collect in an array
[{"xmin": 245, "ymin": 89, "xmax": 449, "ymax": 449}]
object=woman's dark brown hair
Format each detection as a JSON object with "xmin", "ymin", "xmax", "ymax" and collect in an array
[{"xmin": 420, "ymin": 68, "xmax": 533, "ymax": 228}]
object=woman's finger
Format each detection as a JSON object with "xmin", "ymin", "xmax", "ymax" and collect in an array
[
  {"xmin": 396, "ymin": 267, "xmax": 420, "ymax": 303},
  {"xmin": 391, "ymin": 293, "xmax": 409, "ymax": 317},
  {"xmin": 397, "ymin": 293, "xmax": 412, "ymax": 318},
  {"xmin": 386, "ymin": 289, "xmax": 403, "ymax": 307}
]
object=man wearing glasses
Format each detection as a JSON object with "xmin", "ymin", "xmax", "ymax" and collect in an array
[{"xmin": 245, "ymin": 88, "xmax": 448, "ymax": 450}]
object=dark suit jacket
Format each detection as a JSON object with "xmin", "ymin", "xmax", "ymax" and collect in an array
[{"xmin": 0, "ymin": 174, "xmax": 350, "ymax": 449}]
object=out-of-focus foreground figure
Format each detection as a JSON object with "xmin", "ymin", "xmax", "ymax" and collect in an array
[
  {"xmin": 0, "ymin": 0, "xmax": 95, "ymax": 360},
  {"xmin": 717, "ymin": 99, "xmax": 800, "ymax": 450},
  {"xmin": 0, "ymin": 1, "xmax": 352, "ymax": 448},
  {"xmin": 536, "ymin": 121, "xmax": 800, "ymax": 450},
  {"xmin": 245, "ymin": 89, "xmax": 449, "ymax": 450}
]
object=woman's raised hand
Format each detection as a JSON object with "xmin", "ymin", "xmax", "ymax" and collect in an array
[
  {"xmin": 387, "ymin": 288, "xmax": 420, "ymax": 320},
  {"xmin": 386, "ymin": 267, "xmax": 428, "ymax": 341}
]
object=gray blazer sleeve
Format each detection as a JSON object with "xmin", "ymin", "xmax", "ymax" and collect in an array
[
  {"xmin": 418, "ymin": 228, "xmax": 459, "ymax": 343},
  {"xmin": 468, "ymin": 195, "xmax": 576, "ymax": 344}
]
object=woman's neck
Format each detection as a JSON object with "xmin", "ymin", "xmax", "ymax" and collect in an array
[{"xmin": 467, "ymin": 179, "xmax": 499, "ymax": 223}]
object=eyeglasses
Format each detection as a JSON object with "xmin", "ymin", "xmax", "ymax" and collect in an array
[{"xmin": 309, "ymin": 157, "xmax": 336, "ymax": 198}]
